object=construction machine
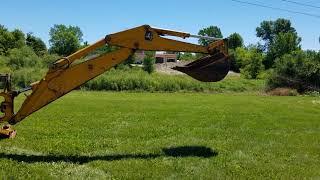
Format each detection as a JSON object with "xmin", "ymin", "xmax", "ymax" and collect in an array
[{"xmin": 0, "ymin": 25, "xmax": 229, "ymax": 138}]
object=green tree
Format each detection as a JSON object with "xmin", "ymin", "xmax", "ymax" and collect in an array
[
  {"xmin": 256, "ymin": 18, "xmax": 296, "ymax": 51},
  {"xmin": 143, "ymin": 51, "xmax": 155, "ymax": 74},
  {"xmin": 267, "ymin": 50, "xmax": 320, "ymax": 92},
  {"xmin": 0, "ymin": 25, "xmax": 25, "ymax": 55},
  {"xmin": 228, "ymin": 33, "xmax": 243, "ymax": 49},
  {"xmin": 49, "ymin": 24, "xmax": 83, "ymax": 56},
  {"xmin": 198, "ymin": 26, "xmax": 223, "ymax": 46},
  {"xmin": 265, "ymin": 32, "xmax": 301, "ymax": 69},
  {"xmin": 256, "ymin": 18, "xmax": 300, "ymax": 68},
  {"xmin": 26, "ymin": 33, "xmax": 47, "ymax": 56}
]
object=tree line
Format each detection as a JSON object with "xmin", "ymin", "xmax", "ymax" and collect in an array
[
  {"xmin": 0, "ymin": 24, "xmax": 86, "ymax": 87},
  {"xmin": 0, "ymin": 19, "xmax": 319, "ymax": 93},
  {"xmin": 191, "ymin": 18, "xmax": 319, "ymax": 92}
]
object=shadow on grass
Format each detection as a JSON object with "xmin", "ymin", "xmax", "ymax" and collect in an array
[{"xmin": 0, "ymin": 146, "xmax": 217, "ymax": 164}]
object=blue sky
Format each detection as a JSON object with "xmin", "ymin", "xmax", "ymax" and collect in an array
[{"xmin": 1, "ymin": 0, "xmax": 319, "ymax": 50}]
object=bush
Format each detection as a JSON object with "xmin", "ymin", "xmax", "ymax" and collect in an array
[
  {"xmin": 143, "ymin": 52, "xmax": 155, "ymax": 74},
  {"xmin": 41, "ymin": 53, "xmax": 60, "ymax": 67},
  {"xmin": 267, "ymin": 88, "xmax": 298, "ymax": 96},
  {"xmin": 234, "ymin": 47, "xmax": 264, "ymax": 79},
  {"xmin": 0, "ymin": 47, "xmax": 58, "ymax": 89},
  {"xmin": 304, "ymin": 91, "xmax": 320, "ymax": 97},
  {"xmin": 233, "ymin": 47, "xmax": 249, "ymax": 71},
  {"xmin": 228, "ymin": 49, "xmax": 239, "ymax": 72},
  {"xmin": 6, "ymin": 46, "xmax": 42, "ymax": 69},
  {"xmin": 0, "ymin": 56, "xmax": 11, "ymax": 73},
  {"xmin": 11, "ymin": 68, "xmax": 47, "ymax": 88},
  {"xmin": 256, "ymin": 70, "xmax": 270, "ymax": 80},
  {"xmin": 267, "ymin": 50, "xmax": 320, "ymax": 92},
  {"xmin": 179, "ymin": 52, "xmax": 196, "ymax": 61},
  {"xmin": 240, "ymin": 50, "xmax": 264, "ymax": 79}
]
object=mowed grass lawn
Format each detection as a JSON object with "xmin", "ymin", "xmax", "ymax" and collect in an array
[{"xmin": 0, "ymin": 91, "xmax": 319, "ymax": 179}]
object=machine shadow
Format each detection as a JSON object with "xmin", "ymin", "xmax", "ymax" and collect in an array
[{"xmin": 0, "ymin": 146, "xmax": 218, "ymax": 164}]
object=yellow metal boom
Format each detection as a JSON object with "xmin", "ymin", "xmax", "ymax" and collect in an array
[{"xmin": 0, "ymin": 25, "xmax": 229, "ymax": 138}]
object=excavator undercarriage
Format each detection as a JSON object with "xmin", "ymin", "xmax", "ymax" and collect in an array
[{"xmin": 0, "ymin": 25, "xmax": 229, "ymax": 138}]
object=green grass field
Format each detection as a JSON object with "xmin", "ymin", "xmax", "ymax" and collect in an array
[{"xmin": 0, "ymin": 92, "xmax": 319, "ymax": 179}]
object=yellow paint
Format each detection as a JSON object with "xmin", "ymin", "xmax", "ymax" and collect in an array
[{"xmin": 0, "ymin": 25, "xmax": 228, "ymax": 128}]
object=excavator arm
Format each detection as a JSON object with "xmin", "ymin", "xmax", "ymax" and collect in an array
[{"xmin": 0, "ymin": 25, "xmax": 229, "ymax": 138}]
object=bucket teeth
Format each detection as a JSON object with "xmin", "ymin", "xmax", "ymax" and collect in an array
[{"xmin": 172, "ymin": 52, "xmax": 229, "ymax": 82}]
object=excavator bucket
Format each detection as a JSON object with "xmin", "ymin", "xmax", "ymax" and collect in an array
[{"xmin": 172, "ymin": 52, "xmax": 229, "ymax": 82}]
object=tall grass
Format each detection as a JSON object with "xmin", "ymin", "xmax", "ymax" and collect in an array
[{"xmin": 83, "ymin": 67, "xmax": 264, "ymax": 92}]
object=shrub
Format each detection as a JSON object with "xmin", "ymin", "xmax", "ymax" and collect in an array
[
  {"xmin": 179, "ymin": 52, "xmax": 196, "ymax": 61},
  {"xmin": 232, "ymin": 47, "xmax": 248, "ymax": 71},
  {"xmin": 228, "ymin": 49, "xmax": 239, "ymax": 72},
  {"xmin": 234, "ymin": 47, "xmax": 264, "ymax": 79},
  {"xmin": 240, "ymin": 49, "xmax": 264, "ymax": 79},
  {"xmin": 267, "ymin": 88, "xmax": 298, "ymax": 96},
  {"xmin": 42, "ymin": 53, "xmax": 60, "ymax": 67},
  {"xmin": 267, "ymin": 50, "xmax": 320, "ymax": 92},
  {"xmin": 11, "ymin": 68, "xmax": 47, "ymax": 88},
  {"xmin": 256, "ymin": 70, "xmax": 270, "ymax": 80},
  {"xmin": 0, "ymin": 56, "xmax": 11, "ymax": 73},
  {"xmin": 143, "ymin": 52, "xmax": 155, "ymax": 74},
  {"xmin": 305, "ymin": 91, "xmax": 320, "ymax": 97},
  {"xmin": 6, "ymin": 46, "xmax": 42, "ymax": 69}
]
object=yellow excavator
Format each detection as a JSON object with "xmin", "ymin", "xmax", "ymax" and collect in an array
[{"xmin": 0, "ymin": 25, "xmax": 229, "ymax": 138}]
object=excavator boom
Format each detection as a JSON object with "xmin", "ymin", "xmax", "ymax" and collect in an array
[{"xmin": 0, "ymin": 25, "xmax": 229, "ymax": 138}]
